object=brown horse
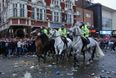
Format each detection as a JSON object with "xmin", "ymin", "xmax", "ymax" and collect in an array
[
  {"xmin": 35, "ymin": 36, "xmax": 45, "ymax": 62},
  {"xmin": 34, "ymin": 33, "xmax": 55, "ymax": 62}
]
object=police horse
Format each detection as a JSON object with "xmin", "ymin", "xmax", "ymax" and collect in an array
[
  {"xmin": 69, "ymin": 24, "xmax": 104, "ymax": 67},
  {"xmin": 49, "ymin": 28, "xmax": 73, "ymax": 63},
  {"xmin": 31, "ymin": 30, "xmax": 55, "ymax": 63}
]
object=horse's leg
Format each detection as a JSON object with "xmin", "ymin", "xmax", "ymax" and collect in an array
[
  {"xmin": 54, "ymin": 47, "xmax": 58, "ymax": 63},
  {"xmin": 43, "ymin": 50, "xmax": 47, "ymax": 63},
  {"xmin": 52, "ymin": 48, "xmax": 55, "ymax": 59},
  {"xmin": 61, "ymin": 50, "xmax": 64, "ymax": 61},
  {"xmin": 56, "ymin": 54, "xmax": 59, "ymax": 64},
  {"xmin": 36, "ymin": 53, "xmax": 40, "ymax": 62},
  {"xmin": 40, "ymin": 55, "xmax": 45, "ymax": 63},
  {"xmin": 67, "ymin": 47, "xmax": 73, "ymax": 62},
  {"xmin": 59, "ymin": 48, "xmax": 64, "ymax": 63},
  {"xmin": 89, "ymin": 46, "xmax": 96, "ymax": 62},
  {"xmin": 37, "ymin": 52, "xmax": 45, "ymax": 63},
  {"xmin": 73, "ymin": 54, "xmax": 79, "ymax": 68},
  {"xmin": 38, "ymin": 50, "xmax": 46, "ymax": 63},
  {"xmin": 82, "ymin": 51, "xmax": 86, "ymax": 63},
  {"xmin": 36, "ymin": 49, "xmax": 42, "ymax": 62}
]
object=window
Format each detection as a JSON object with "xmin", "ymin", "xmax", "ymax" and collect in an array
[
  {"xmin": 20, "ymin": 4, "xmax": 25, "ymax": 17},
  {"xmin": 65, "ymin": 1, "xmax": 72, "ymax": 9},
  {"xmin": 102, "ymin": 17, "xmax": 112, "ymax": 30},
  {"xmin": 32, "ymin": 7, "xmax": 35, "ymax": 19},
  {"xmin": 52, "ymin": 0, "xmax": 60, "ymax": 6},
  {"xmin": 52, "ymin": 11, "xmax": 60, "ymax": 22},
  {"xmin": 37, "ymin": 8, "xmax": 44, "ymax": 20},
  {"xmin": 66, "ymin": 13, "xmax": 72, "ymax": 24},
  {"xmin": 13, "ymin": 4, "xmax": 17, "ymax": 17}
]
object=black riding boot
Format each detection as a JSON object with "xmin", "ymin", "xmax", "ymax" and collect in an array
[
  {"xmin": 81, "ymin": 37, "xmax": 86, "ymax": 51},
  {"xmin": 64, "ymin": 37, "xmax": 68, "ymax": 48}
]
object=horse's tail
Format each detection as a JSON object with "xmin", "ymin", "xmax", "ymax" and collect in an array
[{"xmin": 95, "ymin": 42, "xmax": 105, "ymax": 58}]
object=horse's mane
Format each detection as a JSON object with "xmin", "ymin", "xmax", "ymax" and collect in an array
[
  {"xmin": 70, "ymin": 25, "xmax": 81, "ymax": 36},
  {"xmin": 77, "ymin": 26, "xmax": 81, "ymax": 35},
  {"xmin": 35, "ymin": 35, "xmax": 41, "ymax": 41}
]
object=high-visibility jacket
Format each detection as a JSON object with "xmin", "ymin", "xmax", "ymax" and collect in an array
[
  {"xmin": 62, "ymin": 28, "xmax": 67, "ymax": 37},
  {"xmin": 58, "ymin": 28, "xmax": 63, "ymax": 36},
  {"xmin": 58, "ymin": 28, "xmax": 67, "ymax": 37},
  {"xmin": 42, "ymin": 28, "xmax": 48, "ymax": 36},
  {"xmin": 80, "ymin": 25, "xmax": 89, "ymax": 38}
]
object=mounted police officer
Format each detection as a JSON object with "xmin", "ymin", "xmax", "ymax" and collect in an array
[
  {"xmin": 58, "ymin": 27, "xmax": 68, "ymax": 47},
  {"xmin": 79, "ymin": 22, "xmax": 90, "ymax": 51},
  {"xmin": 41, "ymin": 27, "xmax": 49, "ymax": 37}
]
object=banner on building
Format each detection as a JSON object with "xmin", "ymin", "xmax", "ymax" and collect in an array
[{"xmin": 50, "ymin": 23, "xmax": 63, "ymax": 28}]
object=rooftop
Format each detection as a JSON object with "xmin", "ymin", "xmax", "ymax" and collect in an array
[{"xmin": 102, "ymin": 5, "xmax": 116, "ymax": 13}]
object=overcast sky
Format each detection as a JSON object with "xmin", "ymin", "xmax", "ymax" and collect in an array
[{"xmin": 93, "ymin": 0, "xmax": 116, "ymax": 10}]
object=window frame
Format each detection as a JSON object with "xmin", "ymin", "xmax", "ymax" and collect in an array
[
  {"xmin": 36, "ymin": 7, "xmax": 45, "ymax": 20},
  {"xmin": 20, "ymin": 4, "xmax": 25, "ymax": 17},
  {"xmin": 66, "ymin": 13, "xmax": 73, "ymax": 24},
  {"xmin": 52, "ymin": 10, "xmax": 61, "ymax": 23},
  {"xmin": 13, "ymin": 3, "xmax": 18, "ymax": 17},
  {"xmin": 65, "ymin": 1, "xmax": 72, "ymax": 9}
]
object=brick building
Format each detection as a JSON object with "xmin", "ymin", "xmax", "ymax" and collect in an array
[{"xmin": 0, "ymin": 0, "xmax": 94, "ymax": 37}]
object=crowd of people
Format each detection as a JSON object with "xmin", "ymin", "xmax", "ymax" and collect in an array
[
  {"xmin": 0, "ymin": 38, "xmax": 36, "ymax": 57},
  {"xmin": 98, "ymin": 37, "xmax": 116, "ymax": 51}
]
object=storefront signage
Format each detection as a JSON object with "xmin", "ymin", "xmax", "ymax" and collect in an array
[
  {"xmin": 100, "ymin": 31, "xmax": 112, "ymax": 35},
  {"xmin": 50, "ymin": 23, "xmax": 63, "ymax": 28}
]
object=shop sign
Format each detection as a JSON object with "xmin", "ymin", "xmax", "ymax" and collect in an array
[{"xmin": 50, "ymin": 23, "xmax": 63, "ymax": 28}]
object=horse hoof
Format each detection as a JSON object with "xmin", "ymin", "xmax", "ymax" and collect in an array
[
  {"xmin": 75, "ymin": 66, "xmax": 79, "ymax": 70},
  {"xmin": 86, "ymin": 61, "xmax": 90, "ymax": 65},
  {"xmin": 73, "ymin": 64, "xmax": 79, "ymax": 68},
  {"xmin": 88, "ymin": 59, "xmax": 93, "ymax": 63},
  {"xmin": 90, "ymin": 60, "xmax": 93, "ymax": 63}
]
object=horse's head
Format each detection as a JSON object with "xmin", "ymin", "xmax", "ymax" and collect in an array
[
  {"xmin": 31, "ymin": 29, "xmax": 42, "ymax": 40},
  {"xmin": 31, "ymin": 29, "xmax": 38, "ymax": 36},
  {"xmin": 69, "ymin": 24, "xmax": 81, "ymax": 36},
  {"xmin": 49, "ymin": 28, "xmax": 53, "ymax": 34},
  {"xmin": 49, "ymin": 28, "xmax": 54, "ymax": 38},
  {"xmin": 49, "ymin": 28, "xmax": 60, "ymax": 38},
  {"xmin": 75, "ymin": 21, "xmax": 84, "ymax": 28}
]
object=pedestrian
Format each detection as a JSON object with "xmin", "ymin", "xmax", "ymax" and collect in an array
[
  {"xmin": 17, "ymin": 39, "xmax": 23, "ymax": 56},
  {"xmin": 41, "ymin": 27, "xmax": 49, "ymax": 37}
]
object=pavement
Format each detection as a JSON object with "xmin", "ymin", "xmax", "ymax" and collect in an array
[{"xmin": 0, "ymin": 50, "xmax": 116, "ymax": 78}]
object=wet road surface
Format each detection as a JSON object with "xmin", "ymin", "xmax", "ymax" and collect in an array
[{"xmin": 0, "ymin": 50, "xmax": 116, "ymax": 78}]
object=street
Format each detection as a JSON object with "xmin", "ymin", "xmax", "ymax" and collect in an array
[{"xmin": 0, "ymin": 50, "xmax": 116, "ymax": 78}]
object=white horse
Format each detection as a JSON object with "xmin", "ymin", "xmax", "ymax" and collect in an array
[
  {"xmin": 69, "ymin": 25, "xmax": 104, "ymax": 66},
  {"xmin": 49, "ymin": 28, "xmax": 72, "ymax": 62}
]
